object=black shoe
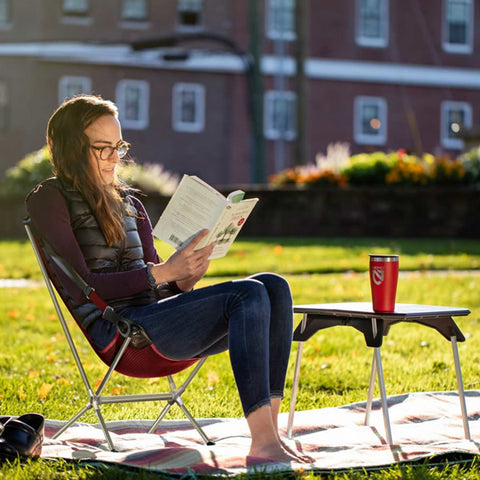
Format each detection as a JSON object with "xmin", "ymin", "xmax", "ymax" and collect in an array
[{"xmin": 0, "ymin": 413, "xmax": 44, "ymax": 461}]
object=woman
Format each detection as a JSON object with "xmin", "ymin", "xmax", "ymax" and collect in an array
[{"xmin": 27, "ymin": 94, "xmax": 310, "ymax": 464}]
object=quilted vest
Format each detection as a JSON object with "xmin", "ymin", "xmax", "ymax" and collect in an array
[{"xmin": 44, "ymin": 178, "xmax": 156, "ymax": 332}]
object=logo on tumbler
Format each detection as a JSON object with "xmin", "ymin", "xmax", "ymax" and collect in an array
[{"xmin": 372, "ymin": 266, "xmax": 384, "ymax": 285}]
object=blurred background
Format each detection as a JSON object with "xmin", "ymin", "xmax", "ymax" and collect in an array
[{"xmin": 0, "ymin": 0, "xmax": 479, "ymax": 187}]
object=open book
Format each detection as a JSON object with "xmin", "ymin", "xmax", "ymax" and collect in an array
[{"xmin": 153, "ymin": 175, "xmax": 259, "ymax": 259}]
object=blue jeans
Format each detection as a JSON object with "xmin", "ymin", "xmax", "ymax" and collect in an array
[{"xmin": 119, "ymin": 272, "xmax": 293, "ymax": 417}]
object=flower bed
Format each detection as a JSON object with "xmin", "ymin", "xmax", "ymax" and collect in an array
[{"xmin": 269, "ymin": 146, "xmax": 479, "ymax": 189}]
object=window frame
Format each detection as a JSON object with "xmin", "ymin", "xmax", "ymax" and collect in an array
[
  {"xmin": 266, "ymin": 0, "xmax": 296, "ymax": 41},
  {"xmin": 354, "ymin": 96, "xmax": 388, "ymax": 146},
  {"xmin": 172, "ymin": 82, "xmax": 206, "ymax": 133},
  {"xmin": 0, "ymin": 0, "xmax": 12, "ymax": 27},
  {"xmin": 176, "ymin": 0, "xmax": 204, "ymax": 32},
  {"xmin": 440, "ymin": 100, "xmax": 472, "ymax": 150},
  {"xmin": 58, "ymin": 76, "xmax": 92, "ymax": 104},
  {"xmin": 355, "ymin": 0, "xmax": 389, "ymax": 48},
  {"xmin": 263, "ymin": 90, "xmax": 297, "ymax": 141},
  {"xmin": 62, "ymin": 0, "xmax": 89, "ymax": 16},
  {"xmin": 115, "ymin": 80, "xmax": 150, "ymax": 130},
  {"xmin": 121, "ymin": 0, "xmax": 149, "ymax": 22},
  {"xmin": 442, "ymin": 0, "xmax": 474, "ymax": 54}
]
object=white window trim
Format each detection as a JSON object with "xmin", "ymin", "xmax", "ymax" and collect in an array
[
  {"xmin": 442, "ymin": 0, "xmax": 474, "ymax": 54},
  {"xmin": 58, "ymin": 76, "xmax": 92, "ymax": 104},
  {"xmin": 355, "ymin": 0, "xmax": 389, "ymax": 48},
  {"xmin": 0, "ymin": 0, "xmax": 12, "ymax": 29},
  {"xmin": 115, "ymin": 79, "xmax": 150, "ymax": 130},
  {"xmin": 354, "ymin": 96, "xmax": 387, "ymax": 145},
  {"xmin": 266, "ymin": 0, "xmax": 296, "ymax": 41},
  {"xmin": 61, "ymin": 0, "xmax": 92, "ymax": 25},
  {"xmin": 172, "ymin": 83, "xmax": 205, "ymax": 133},
  {"xmin": 441, "ymin": 100, "xmax": 472, "ymax": 150},
  {"xmin": 263, "ymin": 90, "xmax": 297, "ymax": 141}
]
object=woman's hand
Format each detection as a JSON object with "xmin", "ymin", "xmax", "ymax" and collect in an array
[{"xmin": 150, "ymin": 229, "xmax": 214, "ymax": 289}]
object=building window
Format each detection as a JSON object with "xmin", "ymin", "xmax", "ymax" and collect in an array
[
  {"xmin": 356, "ymin": 0, "xmax": 389, "ymax": 48},
  {"xmin": 0, "ymin": 0, "xmax": 11, "ymax": 26},
  {"xmin": 441, "ymin": 101, "xmax": 472, "ymax": 150},
  {"xmin": 58, "ymin": 76, "xmax": 92, "ymax": 104},
  {"xmin": 0, "ymin": 82, "xmax": 8, "ymax": 131},
  {"xmin": 443, "ymin": 0, "xmax": 473, "ymax": 54},
  {"xmin": 116, "ymin": 80, "xmax": 149, "ymax": 130},
  {"xmin": 177, "ymin": 0, "xmax": 203, "ymax": 31},
  {"xmin": 62, "ymin": 0, "xmax": 89, "ymax": 16},
  {"xmin": 266, "ymin": 0, "xmax": 296, "ymax": 41},
  {"xmin": 354, "ymin": 96, "xmax": 387, "ymax": 145},
  {"xmin": 172, "ymin": 83, "xmax": 205, "ymax": 133},
  {"xmin": 264, "ymin": 90, "xmax": 297, "ymax": 140},
  {"xmin": 121, "ymin": 0, "xmax": 148, "ymax": 21}
]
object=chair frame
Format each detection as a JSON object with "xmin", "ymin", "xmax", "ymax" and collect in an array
[{"xmin": 25, "ymin": 220, "xmax": 213, "ymax": 451}]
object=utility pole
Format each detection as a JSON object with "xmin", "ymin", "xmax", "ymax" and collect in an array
[
  {"xmin": 294, "ymin": 0, "xmax": 308, "ymax": 166},
  {"xmin": 248, "ymin": 0, "xmax": 265, "ymax": 183}
]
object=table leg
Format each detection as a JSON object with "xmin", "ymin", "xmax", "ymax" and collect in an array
[
  {"xmin": 287, "ymin": 341, "xmax": 304, "ymax": 439},
  {"xmin": 374, "ymin": 347, "xmax": 393, "ymax": 445},
  {"xmin": 365, "ymin": 349, "xmax": 377, "ymax": 425},
  {"xmin": 451, "ymin": 335, "xmax": 471, "ymax": 440}
]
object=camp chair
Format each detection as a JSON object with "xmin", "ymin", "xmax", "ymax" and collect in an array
[{"xmin": 24, "ymin": 218, "xmax": 212, "ymax": 451}]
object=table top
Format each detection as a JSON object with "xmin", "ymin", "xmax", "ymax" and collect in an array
[{"xmin": 294, "ymin": 302, "xmax": 471, "ymax": 319}]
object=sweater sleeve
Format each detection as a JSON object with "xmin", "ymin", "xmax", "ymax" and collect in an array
[{"xmin": 26, "ymin": 182, "xmax": 154, "ymax": 301}]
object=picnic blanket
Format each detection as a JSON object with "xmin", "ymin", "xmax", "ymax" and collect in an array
[{"xmin": 41, "ymin": 390, "xmax": 480, "ymax": 475}]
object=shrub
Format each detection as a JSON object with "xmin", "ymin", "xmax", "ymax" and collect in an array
[
  {"xmin": 269, "ymin": 165, "xmax": 346, "ymax": 187},
  {"xmin": 342, "ymin": 151, "xmax": 396, "ymax": 185},
  {"xmin": 460, "ymin": 146, "xmax": 480, "ymax": 183},
  {"xmin": 118, "ymin": 162, "xmax": 179, "ymax": 195},
  {"xmin": 270, "ymin": 147, "xmax": 470, "ymax": 188},
  {"xmin": 0, "ymin": 146, "xmax": 53, "ymax": 197},
  {"xmin": 1, "ymin": 146, "xmax": 180, "ymax": 197}
]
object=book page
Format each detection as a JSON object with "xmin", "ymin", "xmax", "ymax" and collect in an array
[
  {"xmin": 153, "ymin": 175, "xmax": 227, "ymax": 249},
  {"xmin": 198, "ymin": 198, "xmax": 259, "ymax": 259}
]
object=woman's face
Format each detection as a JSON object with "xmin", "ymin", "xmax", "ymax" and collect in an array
[{"xmin": 84, "ymin": 114, "xmax": 124, "ymax": 185}]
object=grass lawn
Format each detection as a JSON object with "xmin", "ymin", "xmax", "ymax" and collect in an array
[{"xmin": 0, "ymin": 237, "xmax": 480, "ymax": 479}]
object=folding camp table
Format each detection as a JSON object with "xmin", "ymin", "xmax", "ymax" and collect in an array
[{"xmin": 287, "ymin": 302, "xmax": 471, "ymax": 445}]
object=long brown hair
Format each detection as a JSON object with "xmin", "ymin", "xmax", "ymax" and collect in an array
[{"xmin": 47, "ymin": 94, "xmax": 128, "ymax": 245}]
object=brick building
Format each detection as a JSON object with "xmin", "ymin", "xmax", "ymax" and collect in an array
[{"xmin": 0, "ymin": 0, "xmax": 479, "ymax": 185}]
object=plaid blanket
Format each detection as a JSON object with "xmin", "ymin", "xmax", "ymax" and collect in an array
[{"xmin": 41, "ymin": 390, "xmax": 480, "ymax": 474}]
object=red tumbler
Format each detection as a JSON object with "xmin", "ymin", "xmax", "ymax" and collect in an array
[{"xmin": 369, "ymin": 254, "xmax": 399, "ymax": 313}]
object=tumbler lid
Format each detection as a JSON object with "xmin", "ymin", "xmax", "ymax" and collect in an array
[{"xmin": 369, "ymin": 254, "xmax": 399, "ymax": 262}]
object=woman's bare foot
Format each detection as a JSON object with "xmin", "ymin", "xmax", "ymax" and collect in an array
[
  {"xmin": 248, "ymin": 441, "xmax": 299, "ymax": 464},
  {"xmin": 246, "ymin": 405, "xmax": 313, "ymax": 464},
  {"xmin": 280, "ymin": 439, "xmax": 315, "ymax": 463}
]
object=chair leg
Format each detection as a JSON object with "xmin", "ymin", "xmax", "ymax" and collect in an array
[
  {"xmin": 51, "ymin": 404, "xmax": 92, "ymax": 440},
  {"xmin": 287, "ymin": 341, "xmax": 304, "ymax": 439},
  {"xmin": 176, "ymin": 398, "xmax": 214, "ymax": 445},
  {"xmin": 92, "ymin": 403, "xmax": 116, "ymax": 451},
  {"xmin": 148, "ymin": 358, "xmax": 213, "ymax": 445},
  {"xmin": 451, "ymin": 335, "xmax": 471, "ymax": 440}
]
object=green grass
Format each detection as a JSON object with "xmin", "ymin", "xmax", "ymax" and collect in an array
[
  {"xmin": 2, "ymin": 236, "xmax": 480, "ymax": 279},
  {"xmin": 1, "ymin": 237, "xmax": 480, "ymax": 479}
]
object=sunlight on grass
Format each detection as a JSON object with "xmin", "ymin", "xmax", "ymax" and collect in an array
[
  {"xmin": 3, "ymin": 237, "xmax": 480, "ymax": 280},
  {"xmin": 1, "ymin": 239, "xmax": 480, "ymax": 479}
]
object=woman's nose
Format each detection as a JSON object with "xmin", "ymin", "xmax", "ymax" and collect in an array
[{"xmin": 109, "ymin": 152, "xmax": 121, "ymax": 163}]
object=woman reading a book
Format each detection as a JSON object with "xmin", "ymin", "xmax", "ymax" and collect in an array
[{"xmin": 27, "ymin": 94, "xmax": 311, "ymax": 464}]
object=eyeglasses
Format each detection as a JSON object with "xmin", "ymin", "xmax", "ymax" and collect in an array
[{"xmin": 90, "ymin": 141, "xmax": 131, "ymax": 160}]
